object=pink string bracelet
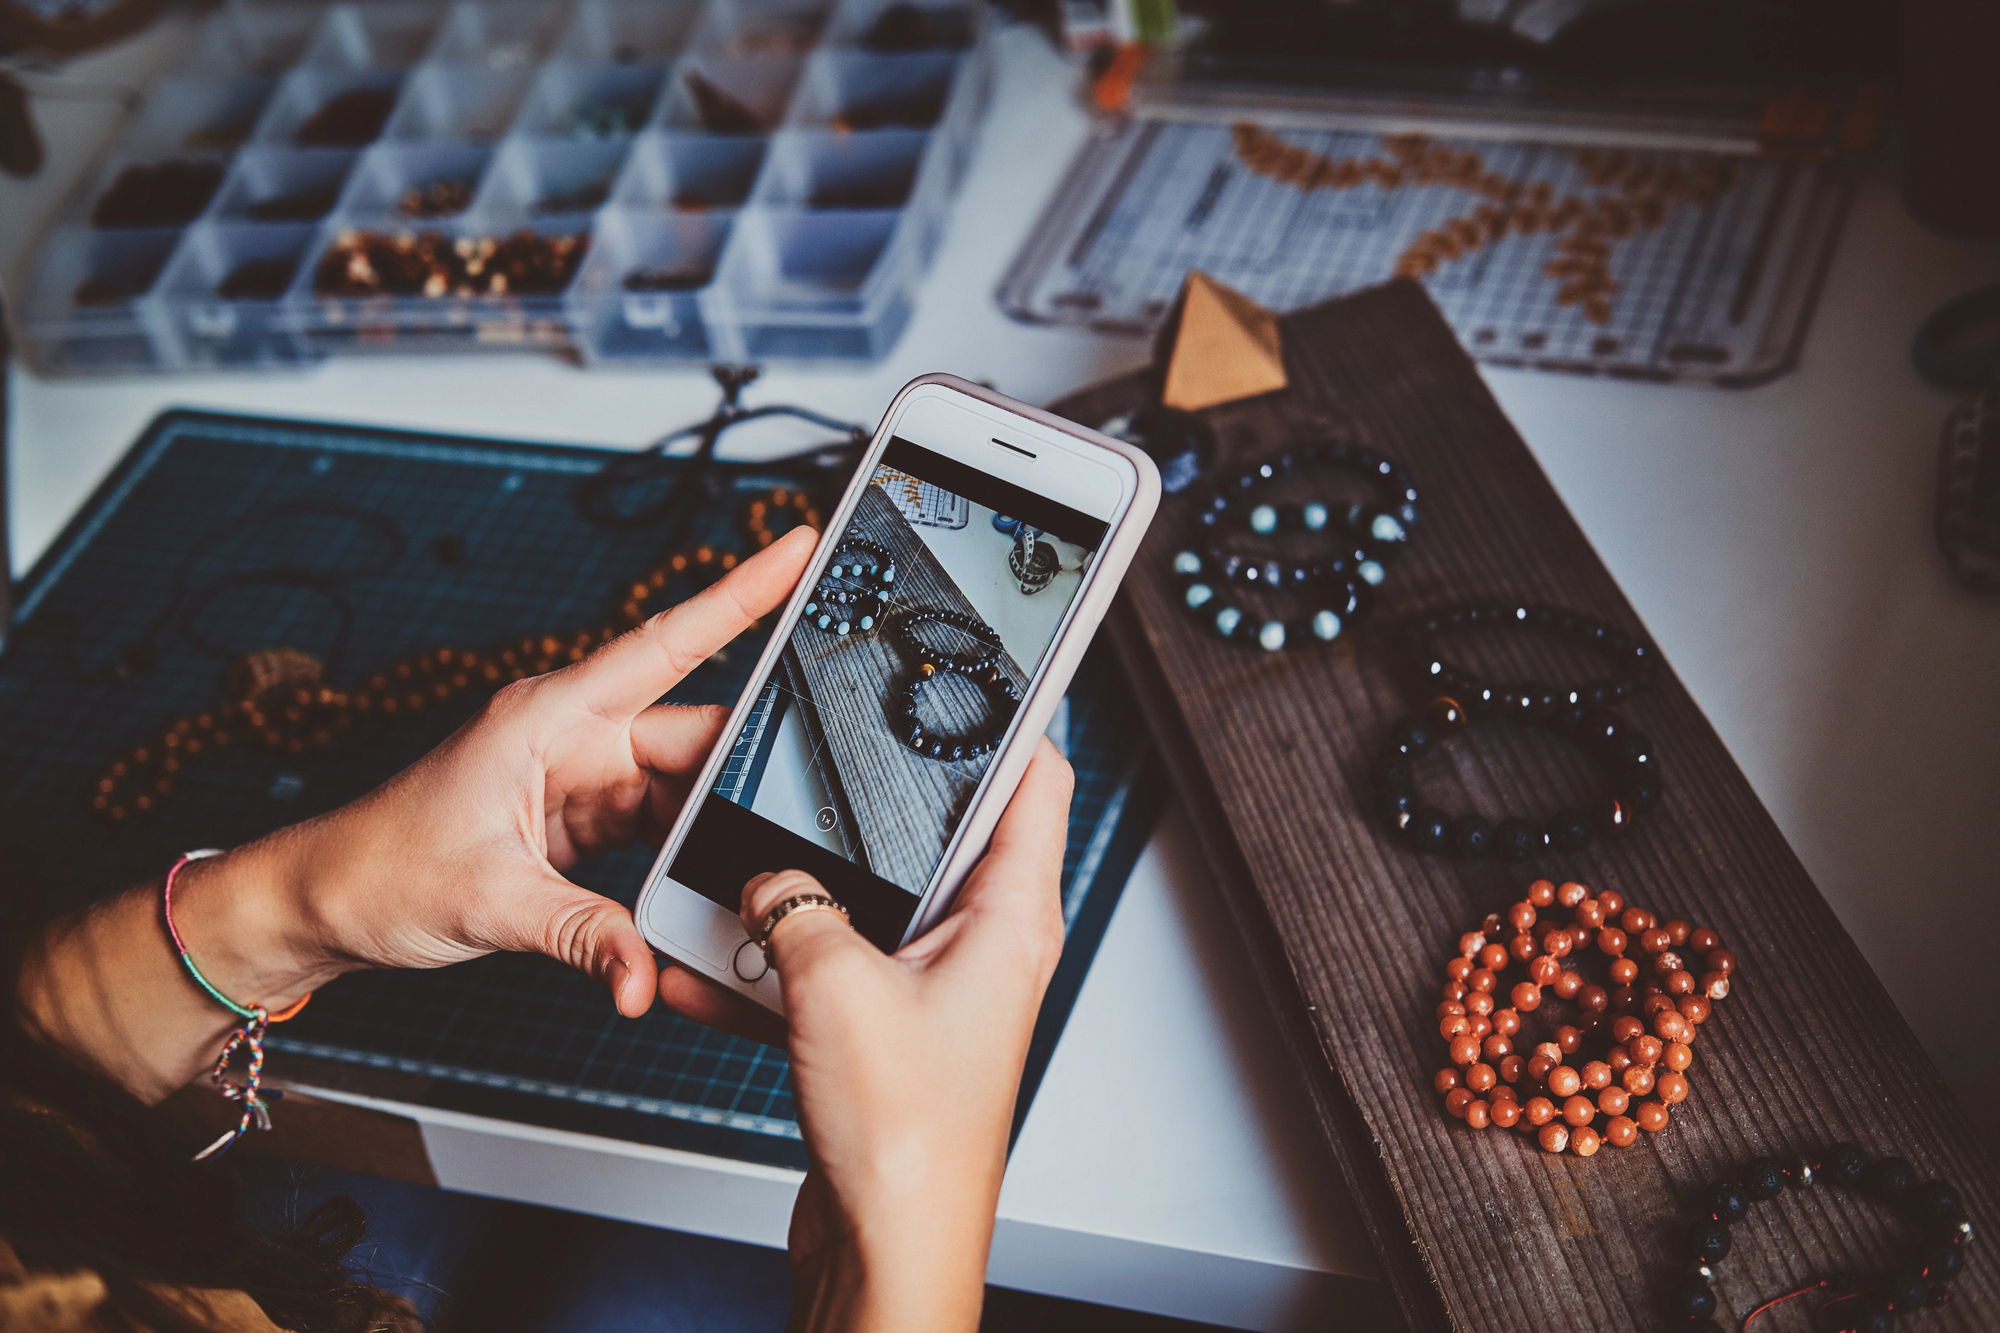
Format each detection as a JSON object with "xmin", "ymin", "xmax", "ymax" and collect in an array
[{"xmin": 163, "ymin": 849, "xmax": 312, "ymax": 1160}]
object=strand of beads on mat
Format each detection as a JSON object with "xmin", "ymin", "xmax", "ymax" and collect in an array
[
  {"xmin": 1169, "ymin": 439, "xmax": 1419, "ymax": 651},
  {"xmin": 1229, "ymin": 125, "xmax": 1740, "ymax": 325},
  {"xmin": 1663, "ymin": 1145, "xmax": 1971, "ymax": 1333},
  {"xmin": 89, "ymin": 489, "xmax": 816, "ymax": 820},
  {"xmin": 1432, "ymin": 879, "xmax": 1736, "ymax": 1157}
]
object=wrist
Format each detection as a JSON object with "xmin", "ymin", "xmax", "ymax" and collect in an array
[{"xmin": 169, "ymin": 833, "xmax": 353, "ymax": 1014}]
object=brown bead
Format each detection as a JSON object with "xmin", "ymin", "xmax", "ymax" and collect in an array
[
  {"xmin": 1574, "ymin": 897, "xmax": 1605, "ymax": 929},
  {"xmin": 1706, "ymin": 949, "xmax": 1736, "ymax": 976},
  {"xmin": 1529, "ymin": 956, "xmax": 1561, "ymax": 986},
  {"xmin": 1643, "ymin": 994, "xmax": 1677, "ymax": 1019},
  {"xmin": 1623, "ymin": 1065, "xmax": 1656, "ymax": 1096},
  {"xmin": 1446, "ymin": 957, "xmax": 1474, "ymax": 982},
  {"xmin": 1562, "ymin": 1094, "xmax": 1596, "ymax": 1127},
  {"xmin": 1596, "ymin": 888, "xmax": 1625, "ymax": 917},
  {"xmin": 1458, "ymin": 931, "xmax": 1486, "ymax": 957},
  {"xmin": 1598, "ymin": 1086, "xmax": 1630, "ymax": 1117},
  {"xmin": 1527, "ymin": 1053, "xmax": 1557, "ymax": 1083},
  {"xmin": 1664, "ymin": 970, "xmax": 1694, "ymax": 996},
  {"xmin": 1464, "ymin": 1099, "xmax": 1492, "ymax": 1129},
  {"xmin": 1468, "ymin": 968, "xmax": 1498, "ymax": 994},
  {"xmin": 1608, "ymin": 1047, "xmax": 1634, "ymax": 1075},
  {"xmin": 1441, "ymin": 980, "xmax": 1469, "ymax": 1003},
  {"xmin": 1450, "ymin": 1035, "xmax": 1481, "ymax": 1065},
  {"xmin": 1508, "ymin": 933, "xmax": 1538, "ymax": 962},
  {"xmin": 1434, "ymin": 1068, "xmax": 1461, "ymax": 1094},
  {"xmin": 1491, "ymin": 1007, "xmax": 1521, "ymax": 1036},
  {"xmin": 1483, "ymin": 1034, "xmax": 1513, "ymax": 1062},
  {"xmin": 1635, "ymin": 1100, "xmax": 1669, "ymax": 1132},
  {"xmin": 1468, "ymin": 1015, "xmax": 1492, "ymax": 1040},
  {"xmin": 1598, "ymin": 927, "xmax": 1629, "ymax": 956},
  {"xmin": 1612, "ymin": 1015, "xmax": 1646, "ymax": 1044},
  {"xmin": 1509, "ymin": 902, "xmax": 1538, "ymax": 931},
  {"xmin": 1557, "ymin": 881, "xmax": 1588, "ymax": 908},
  {"xmin": 1499, "ymin": 1055, "xmax": 1525, "ymax": 1084},
  {"xmin": 1581, "ymin": 1060, "xmax": 1613, "ymax": 1091},
  {"xmin": 1553, "ymin": 970, "xmax": 1584, "ymax": 1001},
  {"xmin": 1630, "ymin": 1035, "xmax": 1664, "ymax": 1066},
  {"xmin": 1655, "ymin": 1010, "xmax": 1692, "ymax": 1044},
  {"xmin": 1664, "ymin": 919, "xmax": 1691, "ymax": 947},
  {"xmin": 1466, "ymin": 1062, "xmax": 1498, "ymax": 1093},
  {"xmin": 1540, "ymin": 929, "xmax": 1573, "ymax": 959},
  {"xmin": 1610, "ymin": 984, "xmax": 1638, "ymax": 1012},
  {"xmin": 1678, "ymin": 995, "xmax": 1711, "ymax": 1025},
  {"xmin": 1548, "ymin": 1065, "xmax": 1583, "ymax": 1098},
  {"xmin": 1555, "ymin": 1025, "xmax": 1583, "ymax": 1055},
  {"xmin": 1532, "ymin": 1041, "xmax": 1562, "ymax": 1062},
  {"xmin": 1577, "ymin": 985, "xmax": 1609, "ymax": 1014},
  {"xmin": 1446, "ymin": 1087, "xmax": 1475, "ymax": 1117},
  {"xmin": 1489, "ymin": 1081, "xmax": 1519, "ymax": 1102},
  {"xmin": 1441, "ymin": 1014, "xmax": 1471, "ymax": 1040},
  {"xmin": 1528, "ymin": 879, "xmax": 1557, "ymax": 908},
  {"xmin": 1609, "ymin": 957, "xmax": 1639, "ymax": 985},
  {"xmin": 1512, "ymin": 982, "xmax": 1542, "ymax": 1012},
  {"xmin": 1689, "ymin": 926, "xmax": 1720, "ymax": 954},
  {"xmin": 1655, "ymin": 1071, "xmax": 1689, "ymax": 1104},
  {"xmin": 1524, "ymin": 1096, "xmax": 1556, "ymax": 1126},
  {"xmin": 1539, "ymin": 1122, "xmax": 1571, "ymax": 1154},
  {"xmin": 1465, "ymin": 990, "xmax": 1495, "ymax": 1016},
  {"xmin": 1490, "ymin": 1098, "xmax": 1522, "ymax": 1128},
  {"xmin": 1604, "ymin": 1114, "xmax": 1639, "ymax": 1147},
  {"xmin": 1653, "ymin": 950, "xmax": 1685, "ymax": 977},
  {"xmin": 1701, "ymin": 972, "xmax": 1730, "ymax": 1000},
  {"xmin": 1481, "ymin": 913, "xmax": 1505, "ymax": 938},
  {"xmin": 1479, "ymin": 943, "xmax": 1509, "ymax": 972},
  {"xmin": 1571, "ymin": 1125, "xmax": 1602, "ymax": 1156},
  {"xmin": 1639, "ymin": 927, "xmax": 1672, "ymax": 954},
  {"xmin": 1619, "ymin": 908, "xmax": 1650, "ymax": 935}
]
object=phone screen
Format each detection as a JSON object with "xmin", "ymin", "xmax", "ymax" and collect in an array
[{"xmin": 667, "ymin": 435, "xmax": 1110, "ymax": 951}]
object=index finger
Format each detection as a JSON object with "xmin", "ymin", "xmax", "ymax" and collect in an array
[{"xmin": 547, "ymin": 524, "xmax": 816, "ymax": 721}]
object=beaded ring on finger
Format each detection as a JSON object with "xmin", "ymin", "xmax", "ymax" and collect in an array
[
  {"xmin": 1432, "ymin": 878, "xmax": 1738, "ymax": 1158},
  {"xmin": 1404, "ymin": 600, "xmax": 1659, "ymax": 712},
  {"xmin": 804, "ymin": 539, "xmax": 895, "ymax": 636}
]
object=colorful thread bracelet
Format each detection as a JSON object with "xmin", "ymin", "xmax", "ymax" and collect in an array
[{"xmin": 164, "ymin": 849, "xmax": 311, "ymax": 1160}]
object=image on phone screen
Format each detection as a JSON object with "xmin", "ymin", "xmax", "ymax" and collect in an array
[{"xmin": 667, "ymin": 437, "xmax": 1108, "ymax": 951}]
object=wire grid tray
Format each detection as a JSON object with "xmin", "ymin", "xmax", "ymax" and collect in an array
[
  {"xmin": 17, "ymin": 0, "xmax": 993, "ymax": 375},
  {"xmin": 0, "ymin": 411, "xmax": 1160, "ymax": 1166},
  {"xmin": 999, "ymin": 113, "xmax": 1850, "ymax": 385}
]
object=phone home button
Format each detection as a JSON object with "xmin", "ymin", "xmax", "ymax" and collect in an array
[{"xmin": 733, "ymin": 938, "xmax": 771, "ymax": 983}]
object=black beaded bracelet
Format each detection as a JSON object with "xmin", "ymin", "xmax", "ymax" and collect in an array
[
  {"xmin": 1172, "ymin": 548, "xmax": 1364, "ymax": 651},
  {"xmin": 1194, "ymin": 440, "xmax": 1420, "ymax": 537},
  {"xmin": 1666, "ymin": 1144, "xmax": 1972, "ymax": 1333},
  {"xmin": 1404, "ymin": 601, "xmax": 1659, "ymax": 713},
  {"xmin": 804, "ymin": 539, "xmax": 896, "ymax": 636},
  {"xmin": 895, "ymin": 669, "xmax": 1021, "ymax": 762},
  {"xmin": 1373, "ymin": 696, "xmax": 1664, "ymax": 859},
  {"xmin": 889, "ymin": 608, "xmax": 1002, "ymax": 674}
]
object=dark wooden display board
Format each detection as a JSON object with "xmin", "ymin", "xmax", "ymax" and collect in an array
[{"xmin": 1053, "ymin": 281, "xmax": 1996, "ymax": 1333}]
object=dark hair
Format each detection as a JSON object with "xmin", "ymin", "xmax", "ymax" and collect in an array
[{"xmin": 0, "ymin": 817, "xmax": 385, "ymax": 1333}]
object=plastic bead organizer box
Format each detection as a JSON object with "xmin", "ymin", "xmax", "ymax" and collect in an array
[{"xmin": 16, "ymin": 0, "xmax": 992, "ymax": 374}]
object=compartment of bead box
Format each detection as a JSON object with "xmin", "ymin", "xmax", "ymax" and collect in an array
[
  {"xmin": 611, "ymin": 130, "xmax": 768, "ymax": 211},
  {"xmin": 210, "ymin": 147, "xmax": 360, "ymax": 223},
  {"xmin": 16, "ymin": 228, "xmax": 181, "ymax": 372},
  {"xmin": 186, "ymin": 2, "xmax": 321, "ymax": 77},
  {"xmin": 333, "ymin": 142, "xmax": 493, "ymax": 220},
  {"xmin": 425, "ymin": 1, "xmax": 571, "ymax": 71},
  {"xmin": 253, "ymin": 67, "xmax": 406, "ymax": 148},
  {"xmin": 652, "ymin": 52, "xmax": 806, "ymax": 134},
  {"xmin": 474, "ymin": 137, "xmax": 632, "ymax": 216},
  {"xmin": 754, "ymin": 128, "xmax": 929, "ymax": 211},
  {"xmin": 693, "ymin": 0, "xmax": 835, "ymax": 59},
  {"xmin": 301, "ymin": 2, "xmax": 443, "ymax": 70},
  {"xmin": 555, "ymin": 0, "xmax": 705, "ymax": 66},
  {"xmin": 567, "ymin": 207, "xmax": 736, "ymax": 362},
  {"xmin": 381, "ymin": 65, "xmax": 534, "ymax": 143},
  {"xmin": 823, "ymin": 0, "xmax": 981, "ymax": 51},
  {"xmin": 513, "ymin": 62, "xmax": 670, "ymax": 140},
  {"xmin": 285, "ymin": 207, "xmax": 593, "ymax": 351},
  {"xmin": 122, "ymin": 76, "xmax": 280, "ymax": 155},
  {"xmin": 146, "ymin": 221, "xmax": 322, "ymax": 367},
  {"xmin": 701, "ymin": 206, "xmax": 916, "ymax": 361},
  {"xmin": 65, "ymin": 147, "xmax": 232, "ymax": 231}
]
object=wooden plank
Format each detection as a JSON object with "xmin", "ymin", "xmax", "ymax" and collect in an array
[
  {"xmin": 781, "ymin": 484, "xmax": 1028, "ymax": 894},
  {"xmin": 1055, "ymin": 281, "xmax": 1997, "ymax": 1333}
]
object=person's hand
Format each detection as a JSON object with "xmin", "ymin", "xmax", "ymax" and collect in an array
[{"xmin": 668, "ymin": 741, "xmax": 1074, "ymax": 1333}]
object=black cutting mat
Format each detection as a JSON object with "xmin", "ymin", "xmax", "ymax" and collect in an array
[{"xmin": 0, "ymin": 411, "xmax": 1162, "ymax": 1169}]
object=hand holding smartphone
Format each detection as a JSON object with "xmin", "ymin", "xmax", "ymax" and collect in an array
[{"xmin": 636, "ymin": 374, "xmax": 1160, "ymax": 1012}]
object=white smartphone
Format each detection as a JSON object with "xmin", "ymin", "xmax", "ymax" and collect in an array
[{"xmin": 634, "ymin": 373, "xmax": 1161, "ymax": 1012}]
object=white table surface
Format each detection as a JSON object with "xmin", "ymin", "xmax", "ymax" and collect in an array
[{"xmin": 6, "ymin": 14, "xmax": 1998, "ymax": 1332}]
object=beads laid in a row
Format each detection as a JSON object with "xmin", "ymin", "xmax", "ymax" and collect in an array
[{"xmin": 1173, "ymin": 549, "xmax": 1363, "ymax": 651}]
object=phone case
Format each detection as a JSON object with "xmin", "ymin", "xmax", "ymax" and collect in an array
[{"xmin": 634, "ymin": 372, "xmax": 1162, "ymax": 1007}]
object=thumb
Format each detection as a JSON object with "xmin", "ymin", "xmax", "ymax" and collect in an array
[{"xmin": 502, "ymin": 872, "xmax": 661, "ymax": 1018}]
